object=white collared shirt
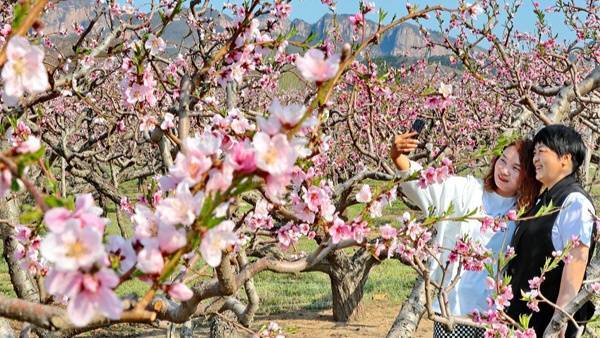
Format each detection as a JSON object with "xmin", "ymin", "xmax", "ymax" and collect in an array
[{"xmin": 551, "ymin": 192, "xmax": 595, "ymax": 250}]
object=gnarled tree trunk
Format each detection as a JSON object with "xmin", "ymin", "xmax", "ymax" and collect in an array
[{"xmin": 327, "ymin": 249, "xmax": 380, "ymax": 322}]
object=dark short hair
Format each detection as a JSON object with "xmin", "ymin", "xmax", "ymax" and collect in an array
[{"xmin": 533, "ymin": 124, "xmax": 586, "ymax": 175}]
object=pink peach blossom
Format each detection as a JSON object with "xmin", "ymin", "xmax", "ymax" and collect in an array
[
  {"xmin": 295, "ymin": 48, "xmax": 340, "ymax": 82},
  {"xmin": 200, "ymin": 220, "xmax": 238, "ymax": 267},
  {"xmin": 1, "ymin": 37, "xmax": 49, "ymax": 102},
  {"xmin": 355, "ymin": 184, "xmax": 372, "ymax": 203},
  {"xmin": 136, "ymin": 239, "xmax": 164, "ymax": 274},
  {"xmin": 41, "ymin": 222, "xmax": 105, "ymax": 271},
  {"xmin": 156, "ymin": 183, "xmax": 204, "ymax": 226},
  {"xmin": 167, "ymin": 282, "xmax": 193, "ymax": 301},
  {"xmin": 253, "ymin": 132, "xmax": 297, "ymax": 175}
]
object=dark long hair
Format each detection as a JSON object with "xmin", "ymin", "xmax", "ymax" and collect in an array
[{"xmin": 484, "ymin": 140, "xmax": 541, "ymax": 210}]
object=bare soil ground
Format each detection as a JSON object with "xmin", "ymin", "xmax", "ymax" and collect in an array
[{"xmin": 84, "ymin": 300, "xmax": 433, "ymax": 337}]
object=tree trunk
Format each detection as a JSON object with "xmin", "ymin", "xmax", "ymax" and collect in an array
[
  {"xmin": 327, "ymin": 250, "xmax": 379, "ymax": 322},
  {"xmin": 386, "ymin": 275, "xmax": 426, "ymax": 338},
  {"xmin": 0, "ymin": 197, "xmax": 39, "ymax": 303},
  {"xmin": 209, "ymin": 310, "xmax": 241, "ymax": 338},
  {"xmin": 0, "ymin": 317, "xmax": 14, "ymax": 338}
]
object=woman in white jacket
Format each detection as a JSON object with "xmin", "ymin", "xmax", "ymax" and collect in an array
[{"xmin": 390, "ymin": 132, "xmax": 541, "ymax": 337}]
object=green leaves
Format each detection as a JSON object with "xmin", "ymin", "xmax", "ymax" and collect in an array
[
  {"xmin": 19, "ymin": 205, "xmax": 42, "ymax": 224},
  {"xmin": 44, "ymin": 195, "xmax": 75, "ymax": 210},
  {"xmin": 12, "ymin": 1, "xmax": 30, "ymax": 30},
  {"xmin": 16, "ymin": 146, "xmax": 45, "ymax": 176},
  {"xmin": 534, "ymin": 200, "xmax": 556, "ymax": 218},
  {"xmin": 518, "ymin": 313, "xmax": 532, "ymax": 330},
  {"xmin": 491, "ymin": 132, "xmax": 520, "ymax": 156}
]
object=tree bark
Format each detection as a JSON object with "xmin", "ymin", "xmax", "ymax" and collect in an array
[
  {"xmin": 386, "ymin": 275, "xmax": 426, "ymax": 338},
  {"xmin": 327, "ymin": 249, "xmax": 379, "ymax": 322},
  {"xmin": 0, "ymin": 317, "xmax": 14, "ymax": 338},
  {"xmin": 0, "ymin": 197, "xmax": 39, "ymax": 303},
  {"xmin": 209, "ymin": 311, "xmax": 240, "ymax": 338}
]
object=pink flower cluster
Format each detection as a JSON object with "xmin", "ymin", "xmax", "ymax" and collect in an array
[
  {"xmin": 121, "ymin": 61, "xmax": 157, "ymax": 109},
  {"xmin": 425, "ymin": 82, "xmax": 454, "ymax": 111},
  {"xmin": 291, "ymin": 185, "xmax": 335, "ymax": 224},
  {"xmin": 448, "ymin": 236, "xmax": 491, "ymax": 271},
  {"xmin": 277, "ymin": 222, "xmax": 312, "ymax": 249},
  {"xmin": 368, "ymin": 186, "xmax": 397, "ymax": 218},
  {"xmin": 6, "ymin": 120, "xmax": 41, "ymax": 154},
  {"xmin": 373, "ymin": 213, "xmax": 433, "ymax": 262},
  {"xmin": 417, "ymin": 158, "xmax": 453, "ymax": 189},
  {"xmin": 13, "ymin": 225, "xmax": 46, "ymax": 276},
  {"xmin": 479, "ymin": 216, "xmax": 508, "ymax": 233},
  {"xmin": 245, "ymin": 199, "xmax": 274, "ymax": 231},
  {"xmin": 328, "ymin": 216, "xmax": 370, "ymax": 244},
  {"xmin": 484, "ymin": 277, "xmax": 514, "ymax": 311},
  {"xmin": 40, "ymin": 194, "xmax": 121, "ymax": 327}
]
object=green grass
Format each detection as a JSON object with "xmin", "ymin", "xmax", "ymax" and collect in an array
[{"xmin": 246, "ymin": 238, "xmax": 417, "ymax": 315}]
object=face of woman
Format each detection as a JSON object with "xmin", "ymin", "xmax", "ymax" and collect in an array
[
  {"xmin": 494, "ymin": 145, "xmax": 521, "ymax": 197},
  {"xmin": 532, "ymin": 143, "xmax": 571, "ymax": 189}
]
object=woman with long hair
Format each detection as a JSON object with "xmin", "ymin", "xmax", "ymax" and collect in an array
[{"xmin": 391, "ymin": 132, "xmax": 541, "ymax": 337}]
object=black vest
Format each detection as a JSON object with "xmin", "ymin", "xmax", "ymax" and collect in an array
[{"xmin": 507, "ymin": 175, "xmax": 596, "ymax": 337}]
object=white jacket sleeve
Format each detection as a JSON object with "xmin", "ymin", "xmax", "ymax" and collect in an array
[{"xmin": 397, "ymin": 160, "xmax": 477, "ymax": 216}]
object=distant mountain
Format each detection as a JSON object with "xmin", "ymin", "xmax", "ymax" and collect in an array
[{"xmin": 42, "ymin": 1, "xmax": 451, "ymax": 60}]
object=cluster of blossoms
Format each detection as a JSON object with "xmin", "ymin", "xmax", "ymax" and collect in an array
[
  {"xmin": 374, "ymin": 213, "xmax": 433, "ymax": 262},
  {"xmin": 277, "ymin": 222, "xmax": 311, "ymax": 250},
  {"xmin": 121, "ymin": 61, "xmax": 158, "ymax": 111},
  {"xmin": 521, "ymin": 276, "xmax": 545, "ymax": 313},
  {"xmin": 215, "ymin": 1, "xmax": 294, "ymax": 88},
  {"xmin": 328, "ymin": 216, "xmax": 370, "ymax": 245},
  {"xmin": 473, "ymin": 282, "xmax": 534, "ymax": 338},
  {"xmin": 484, "ymin": 277, "xmax": 514, "ymax": 312},
  {"xmin": 417, "ymin": 158, "xmax": 453, "ymax": 189},
  {"xmin": 39, "ymin": 194, "xmax": 122, "ymax": 326},
  {"xmin": 245, "ymin": 198, "xmax": 274, "ymax": 231},
  {"xmin": 13, "ymin": 225, "xmax": 46, "ymax": 275},
  {"xmin": 368, "ymin": 185, "xmax": 397, "ymax": 218},
  {"xmin": 348, "ymin": 1, "xmax": 375, "ymax": 35},
  {"xmin": 291, "ymin": 184, "xmax": 335, "ymax": 224},
  {"xmin": 448, "ymin": 235, "xmax": 491, "ymax": 271},
  {"xmin": 0, "ymin": 121, "xmax": 42, "ymax": 198}
]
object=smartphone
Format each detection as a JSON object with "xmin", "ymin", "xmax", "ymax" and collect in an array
[{"xmin": 410, "ymin": 118, "xmax": 426, "ymax": 134}]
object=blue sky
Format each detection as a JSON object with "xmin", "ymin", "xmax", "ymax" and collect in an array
[{"xmin": 133, "ymin": 0, "xmax": 577, "ymax": 41}]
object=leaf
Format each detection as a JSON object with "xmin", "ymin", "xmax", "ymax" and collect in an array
[
  {"xmin": 518, "ymin": 313, "xmax": 532, "ymax": 329},
  {"xmin": 12, "ymin": 2, "xmax": 30, "ymax": 30},
  {"xmin": 285, "ymin": 25, "xmax": 298, "ymax": 41},
  {"xmin": 304, "ymin": 31, "xmax": 318, "ymax": 44},
  {"xmin": 20, "ymin": 208, "xmax": 43, "ymax": 224},
  {"xmin": 378, "ymin": 9, "xmax": 387, "ymax": 23}
]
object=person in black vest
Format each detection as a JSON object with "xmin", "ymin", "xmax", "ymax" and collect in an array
[{"xmin": 507, "ymin": 125, "xmax": 596, "ymax": 337}]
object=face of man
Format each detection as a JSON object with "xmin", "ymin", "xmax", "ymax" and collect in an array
[{"xmin": 533, "ymin": 143, "xmax": 573, "ymax": 189}]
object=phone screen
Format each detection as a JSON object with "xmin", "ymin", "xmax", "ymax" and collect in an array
[{"xmin": 411, "ymin": 119, "xmax": 426, "ymax": 134}]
